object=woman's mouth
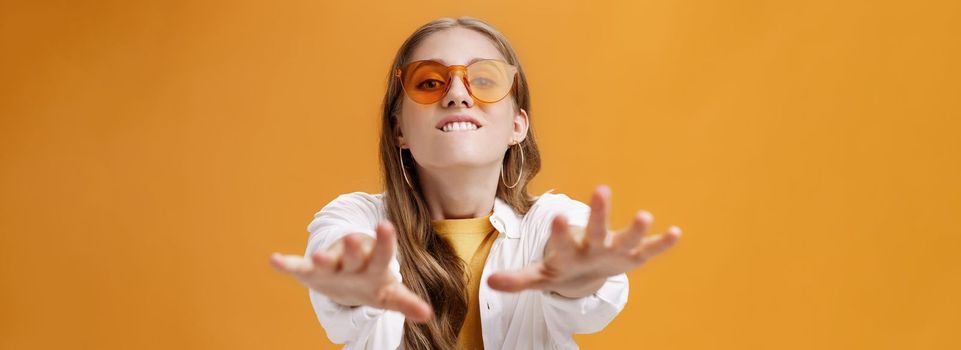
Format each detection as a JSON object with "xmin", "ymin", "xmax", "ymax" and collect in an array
[{"xmin": 438, "ymin": 121, "xmax": 481, "ymax": 133}]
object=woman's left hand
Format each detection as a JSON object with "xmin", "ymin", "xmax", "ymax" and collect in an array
[{"xmin": 488, "ymin": 185, "xmax": 682, "ymax": 298}]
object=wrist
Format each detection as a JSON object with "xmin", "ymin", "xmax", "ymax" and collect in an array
[
  {"xmin": 549, "ymin": 277, "xmax": 606, "ymax": 299},
  {"xmin": 326, "ymin": 294, "xmax": 363, "ymax": 307}
]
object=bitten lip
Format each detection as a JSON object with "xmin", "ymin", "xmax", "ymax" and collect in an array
[{"xmin": 436, "ymin": 114, "xmax": 483, "ymax": 130}]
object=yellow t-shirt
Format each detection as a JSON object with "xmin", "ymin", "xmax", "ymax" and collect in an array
[{"xmin": 431, "ymin": 210, "xmax": 497, "ymax": 350}]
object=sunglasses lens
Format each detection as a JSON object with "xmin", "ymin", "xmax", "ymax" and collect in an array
[
  {"xmin": 399, "ymin": 60, "xmax": 517, "ymax": 104},
  {"xmin": 467, "ymin": 60, "xmax": 515, "ymax": 103},
  {"xmin": 402, "ymin": 61, "xmax": 448, "ymax": 104}
]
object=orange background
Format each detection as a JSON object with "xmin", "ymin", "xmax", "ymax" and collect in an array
[{"xmin": 1, "ymin": 0, "xmax": 959, "ymax": 349}]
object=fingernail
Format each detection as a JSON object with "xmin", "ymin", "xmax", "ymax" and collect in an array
[
  {"xmin": 638, "ymin": 211, "xmax": 653, "ymax": 223},
  {"xmin": 598, "ymin": 185, "xmax": 611, "ymax": 196}
]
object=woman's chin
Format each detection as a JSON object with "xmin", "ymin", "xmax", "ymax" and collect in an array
[{"xmin": 426, "ymin": 152, "xmax": 497, "ymax": 169}]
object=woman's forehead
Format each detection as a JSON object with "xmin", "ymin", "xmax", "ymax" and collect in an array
[{"xmin": 408, "ymin": 27, "xmax": 506, "ymax": 65}]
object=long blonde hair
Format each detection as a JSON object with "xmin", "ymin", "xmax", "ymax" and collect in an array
[{"xmin": 379, "ymin": 17, "xmax": 542, "ymax": 349}]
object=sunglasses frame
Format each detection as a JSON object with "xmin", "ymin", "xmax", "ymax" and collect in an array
[{"xmin": 394, "ymin": 59, "xmax": 519, "ymax": 104}]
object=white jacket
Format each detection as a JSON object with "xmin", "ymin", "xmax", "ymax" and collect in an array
[{"xmin": 303, "ymin": 190, "xmax": 629, "ymax": 349}]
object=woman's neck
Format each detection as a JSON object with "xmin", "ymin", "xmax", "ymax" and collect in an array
[{"xmin": 416, "ymin": 164, "xmax": 500, "ymax": 221}]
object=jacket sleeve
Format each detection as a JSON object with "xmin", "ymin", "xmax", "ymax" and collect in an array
[
  {"xmin": 535, "ymin": 194, "xmax": 631, "ymax": 338},
  {"xmin": 303, "ymin": 192, "xmax": 404, "ymax": 346}
]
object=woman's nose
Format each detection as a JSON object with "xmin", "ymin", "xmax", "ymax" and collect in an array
[{"xmin": 442, "ymin": 71, "xmax": 474, "ymax": 108}]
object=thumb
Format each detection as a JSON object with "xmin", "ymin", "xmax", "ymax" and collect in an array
[
  {"xmin": 378, "ymin": 282, "xmax": 433, "ymax": 323},
  {"xmin": 487, "ymin": 263, "xmax": 547, "ymax": 293}
]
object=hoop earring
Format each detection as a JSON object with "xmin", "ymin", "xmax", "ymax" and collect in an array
[
  {"xmin": 501, "ymin": 141, "xmax": 524, "ymax": 189},
  {"xmin": 398, "ymin": 146, "xmax": 414, "ymax": 189}
]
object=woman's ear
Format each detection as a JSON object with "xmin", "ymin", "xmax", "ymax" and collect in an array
[
  {"xmin": 393, "ymin": 114, "xmax": 408, "ymax": 148},
  {"xmin": 513, "ymin": 109, "xmax": 530, "ymax": 144}
]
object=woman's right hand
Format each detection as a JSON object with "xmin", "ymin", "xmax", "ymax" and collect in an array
[{"xmin": 270, "ymin": 220, "xmax": 433, "ymax": 323}]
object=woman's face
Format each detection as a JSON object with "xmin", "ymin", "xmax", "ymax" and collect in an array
[{"xmin": 395, "ymin": 27, "xmax": 529, "ymax": 171}]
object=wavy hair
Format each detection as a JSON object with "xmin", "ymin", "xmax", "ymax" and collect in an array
[{"xmin": 378, "ymin": 16, "xmax": 542, "ymax": 349}]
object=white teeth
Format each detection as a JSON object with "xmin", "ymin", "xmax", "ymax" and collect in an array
[{"xmin": 441, "ymin": 121, "xmax": 479, "ymax": 132}]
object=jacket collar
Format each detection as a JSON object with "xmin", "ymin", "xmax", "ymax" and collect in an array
[
  {"xmin": 490, "ymin": 196, "xmax": 521, "ymax": 238},
  {"xmin": 385, "ymin": 190, "xmax": 555, "ymax": 239},
  {"xmin": 489, "ymin": 189, "xmax": 554, "ymax": 239}
]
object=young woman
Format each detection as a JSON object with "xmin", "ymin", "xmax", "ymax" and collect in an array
[{"xmin": 270, "ymin": 17, "xmax": 682, "ymax": 350}]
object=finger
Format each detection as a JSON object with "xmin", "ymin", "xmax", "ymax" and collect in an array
[
  {"xmin": 310, "ymin": 250, "xmax": 337, "ymax": 273},
  {"xmin": 615, "ymin": 210, "xmax": 653, "ymax": 250},
  {"xmin": 585, "ymin": 185, "xmax": 612, "ymax": 250},
  {"xmin": 368, "ymin": 221, "xmax": 397, "ymax": 271},
  {"xmin": 270, "ymin": 253, "xmax": 313, "ymax": 275},
  {"xmin": 630, "ymin": 225, "xmax": 682, "ymax": 263},
  {"xmin": 341, "ymin": 234, "xmax": 366, "ymax": 273},
  {"xmin": 487, "ymin": 264, "xmax": 548, "ymax": 292},
  {"xmin": 379, "ymin": 282, "xmax": 434, "ymax": 323},
  {"xmin": 545, "ymin": 215, "xmax": 578, "ymax": 257}
]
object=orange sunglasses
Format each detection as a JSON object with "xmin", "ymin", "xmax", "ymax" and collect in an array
[{"xmin": 395, "ymin": 59, "xmax": 518, "ymax": 104}]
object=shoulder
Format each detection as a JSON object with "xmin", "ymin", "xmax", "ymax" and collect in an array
[
  {"xmin": 532, "ymin": 191, "xmax": 590, "ymax": 214},
  {"xmin": 526, "ymin": 190, "xmax": 592, "ymax": 228},
  {"xmin": 305, "ymin": 191, "xmax": 394, "ymax": 264},
  {"xmin": 321, "ymin": 191, "xmax": 384, "ymax": 211},
  {"xmin": 309, "ymin": 191, "xmax": 387, "ymax": 227},
  {"xmin": 325, "ymin": 191, "xmax": 385, "ymax": 209}
]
